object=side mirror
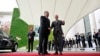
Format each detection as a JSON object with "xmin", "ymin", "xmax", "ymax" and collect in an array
[{"xmin": 9, "ymin": 35, "xmax": 13, "ymax": 38}]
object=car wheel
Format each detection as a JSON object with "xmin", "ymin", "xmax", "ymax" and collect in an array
[{"xmin": 12, "ymin": 44, "xmax": 18, "ymax": 52}]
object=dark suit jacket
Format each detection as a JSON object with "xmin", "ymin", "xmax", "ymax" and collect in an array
[
  {"xmin": 95, "ymin": 32, "xmax": 100, "ymax": 39},
  {"xmin": 51, "ymin": 20, "xmax": 64, "ymax": 35},
  {"xmin": 39, "ymin": 16, "xmax": 50, "ymax": 36},
  {"xmin": 81, "ymin": 35, "xmax": 85, "ymax": 42},
  {"xmin": 28, "ymin": 31, "xmax": 35, "ymax": 40},
  {"xmin": 87, "ymin": 34, "xmax": 92, "ymax": 41},
  {"xmin": 75, "ymin": 35, "xmax": 80, "ymax": 41}
]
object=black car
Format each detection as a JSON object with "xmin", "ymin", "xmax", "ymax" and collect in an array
[{"xmin": 0, "ymin": 30, "xmax": 18, "ymax": 52}]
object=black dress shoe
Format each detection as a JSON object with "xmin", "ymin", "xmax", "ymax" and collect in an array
[
  {"xmin": 54, "ymin": 52, "xmax": 58, "ymax": 55},
  {"xmin": 45, "ymin": 53, "xmax": 50, "ymax": 55},
  {"xmin": 27, "ymin": 51, "xmax": 30, "ymax": 52},
  {"xmin": 38, "ymin": 52, "xmax": 42, "ymax": 55},
  {"xmin": 39, "ymin": 53, "xmax": 45, "ymax": 55},
  {"xmin": 38, "ymin": 53, "xmax": 40, "ymax": 55},
  {"xmin": 43, "ymin": 51, "xmax": 50, "ymax": 55},
  {"xmin": 60, "ymin": 52, "xmax": 62, "ymax": 55}
]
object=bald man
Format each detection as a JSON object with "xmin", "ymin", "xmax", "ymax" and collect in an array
[{"xmin": 51, "ymin": 15, "xmax": 65, "ymax": 55}]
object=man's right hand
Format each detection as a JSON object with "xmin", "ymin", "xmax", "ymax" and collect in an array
[{"xmin": 62, "ymin": 21, "xmax": 65, "ymax": 25}]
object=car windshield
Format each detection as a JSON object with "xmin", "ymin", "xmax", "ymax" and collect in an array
[
  {"xmin": 0, "ymin": 29, "xmax": 9, "ymax": 38},
  {"xmin": 0, "ymin": 30, "xmax": 3, "ymax": 34},
  {"xmin": 2, "ymin": 31, "xmax": 9, "ymax": 38}
]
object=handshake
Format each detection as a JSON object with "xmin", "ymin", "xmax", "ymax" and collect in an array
[{"xmin": 48, "ymin": 28, "xmax": 51, "ymax": 30}]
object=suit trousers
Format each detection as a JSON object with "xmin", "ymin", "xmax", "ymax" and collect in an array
[
  {"xmin": 54, "ymin": 34, "xmax": 63, "ymax": 53},
  {"xmin": 39, "ymin": 34, "xmax": 49, "ymax": 53},
  {"xmin": 28, "ymin": 39, "xmax": 34, "ymax": 52}
]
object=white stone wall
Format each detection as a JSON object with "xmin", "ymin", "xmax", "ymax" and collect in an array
[{"xmin": 65, "ymin": 19, "xmax": 85, "ymax": 40}]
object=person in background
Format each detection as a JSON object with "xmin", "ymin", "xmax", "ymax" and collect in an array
[
  {"xmin": 68, "ymin": 38, "xmax": 72, "ymax": 48},
  {"xmin": 27, "ymin": 27, "xmax": 35, "ymax": 52},
  {"xmin": 51, "ymin": 40, "xmax": 55, "ymax": 50},
  {"xmin": 75, "ymin": 33, "xmax": 81, "ymax": 48},
  {"xmin": 87, "ymin": 32, "xmax": 93, "ymax": 48},
  {"xmin": 72, "ymin": 38, "xmax": 75, "ymax": 48},
  {"xmin": 80, "ymin": 33, "xmax": 86, "ymax": 48},
  {"xmin": 65, "ymin": 39, "xmax": 69, "ymax": 48},
  {"xmin": 93, "ymin": 32, "xmax": 97, "ymax": 47},
  {"xmin": 96, "ymin": 29, "xmax": 100, "ymax": 47},
  {"xmin": 48, "ymin": 41, "xmax": 52, "ymax": 51}
]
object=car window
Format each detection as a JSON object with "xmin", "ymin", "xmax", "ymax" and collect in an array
[
  {"xmin": 2, "ymin": 32, "xmax": 9, "ymax": 38},
  {"xmin": 0, "ymin": 31, "xmax": 3, "ymax": 34},
  {"xmin": 0, "ymin": 30, "xmax": 3, "ymax": 39}
]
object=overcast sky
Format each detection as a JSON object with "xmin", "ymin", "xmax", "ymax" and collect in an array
[{"xmin": 0, "ymin": 0, "xmax": 18, "ymax": 12}]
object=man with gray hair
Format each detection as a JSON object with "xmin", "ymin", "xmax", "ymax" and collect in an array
[
  {"xmin": 39, "ymin": 11, "xmax": 50, "ymax": 55},
  {"xmin": 51, "ymin": 15, "xmax": 65, "ymax": 55}
]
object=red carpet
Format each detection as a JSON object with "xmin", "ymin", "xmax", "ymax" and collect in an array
[{"xmin": 0, "ymin": 52, "xmax": 100, "ymax": 56}]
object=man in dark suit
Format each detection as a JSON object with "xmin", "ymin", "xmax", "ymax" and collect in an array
[
  {"xmin": 87, "ymin": 32, "xmax": 93, "ymax": 48},
  {"xmin": 68, "ymin": 38, "xmax": 72, "ymax": 48},
  {"xmin": 96, "ymin": 29, "xmax": 100, "ymax": 47},
  {"xmin": 51, "ymin": 15, "xmax": 65, "ymax": 55},
  {"xmin": 27, "ymin": 27, "xmax": 35, "ymax": 52},
  {"xmin": 93, "ymin": 32, "xmax": 97, "ymax": 46},
  {"xmin": 75, "ymin": 33, "xmax": 81, "ymax": 48},
  {"xmin": 81, "ymin": 33, "xmax": 86, "ymax": 48},
  {"xmin": 39, "ymin": 11, "xmax": 50, "ymax": 55}
]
